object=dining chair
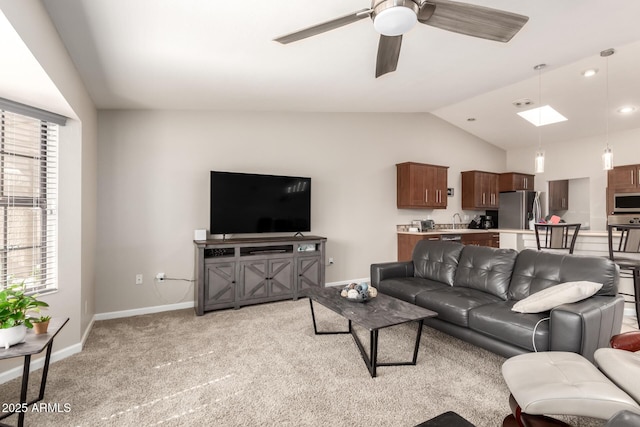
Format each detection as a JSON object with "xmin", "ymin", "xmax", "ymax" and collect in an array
[
  {"xmin": 534, "ymin": 223, "xmax": 581, "ymax": 254},
  {"xmin": 607, "ymin": 224, "xmax": 640, "ymax": 322}
]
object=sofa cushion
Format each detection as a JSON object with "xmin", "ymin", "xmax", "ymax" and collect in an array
[
  {"xmin": 508, "ymin": 250, "xmax": 619, "ymax": 301},
  {"xmin": 377, "ymin": 277, "xmax": 448, "ymax": 304},
  {"xmin": 595, "ymin": 348, "xmax": 640, "ymax": 407},
  {"xmin": 503, "ymin": 352, "xmax": 640, "ymax": 420},
  {"xmin": 469, "ymin": 301, "xmax": 549, "ymax": 352},
  {"xmin": 512, "ymin": 281, "xmax": 603, "ymax": 313},
  {"xmin": 412, "ymin": 240, "xmax": 464, "ymax": 286},
  {"xmin": 453, "ymin": 245, "xmax": 518, "ymax": 300},
  {"xmin": 415, "ymin": 287, "xmax": 502, "ymax": 327}
]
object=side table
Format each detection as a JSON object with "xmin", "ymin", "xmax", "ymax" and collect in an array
[{"xmin": 0, "ymin": 317, "xmax": 69, "ymax": 427}]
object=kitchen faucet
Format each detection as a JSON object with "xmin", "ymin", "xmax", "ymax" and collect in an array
[{"xmin": 452, "ymin": 213, "xmax": 462, "ymax": 229}]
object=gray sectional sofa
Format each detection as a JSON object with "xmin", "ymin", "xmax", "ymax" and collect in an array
[{"xmin": 370, "ymin": 240, "xmax": 625, "ymax": 361}]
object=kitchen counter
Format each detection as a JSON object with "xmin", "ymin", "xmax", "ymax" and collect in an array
[
  {"xmin": 398, "ymin": 228, "xmax": 609, "ymax": 237},
  {"xmin": 397, "ymin": 228, "xmax": 496, "ymax": 236}
]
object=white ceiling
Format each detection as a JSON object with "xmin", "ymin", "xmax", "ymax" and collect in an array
[{"xmin": 36, "ymin": 0, "xmax": 640, "ymax": 149}]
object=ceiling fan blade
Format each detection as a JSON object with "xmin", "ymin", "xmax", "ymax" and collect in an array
[
  {"xmin": 376, "ymin": 35, "xmax": 403, "ymax": 78},
  {"xmin": 274, "ymin": 8, "xmax": 371, "ymax": 44},
  {"xmin": 419, "ymin": 0, "xmax": 528, "ymax": 42}
]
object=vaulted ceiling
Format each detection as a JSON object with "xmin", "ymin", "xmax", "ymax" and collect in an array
[{"xmin": 25, "ymin": 1, "xmax": 640, "ymax": 149}]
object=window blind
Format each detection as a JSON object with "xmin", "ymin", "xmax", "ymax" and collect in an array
[{"xmin": 1, "ymin": 109, "xmax": 58, "ymax": 293}]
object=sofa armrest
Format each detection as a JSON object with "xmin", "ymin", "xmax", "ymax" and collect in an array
[
  {"xmin": 549, "ymin": 295, "xmax": 625, "ymax": 362},
  {"xmin": 610, "ymin": 331, "xmax": 640, "ymax": 352},
  {"xmin": 370, "ymin": 261, "xmax": 414, "ymax": 287}
]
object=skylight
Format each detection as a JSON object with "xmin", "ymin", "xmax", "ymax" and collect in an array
[{"xmin": 517, "ymin": 105, "xmax": 568, "ymax": 126}]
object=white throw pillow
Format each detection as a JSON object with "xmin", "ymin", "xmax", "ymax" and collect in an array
[{"xmin": 512, "ymin": 281, "xmax": 603, "ymax": 313}]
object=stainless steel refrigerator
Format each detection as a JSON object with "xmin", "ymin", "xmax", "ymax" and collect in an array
[{"xmin": 498, "ymin": 191, "xmax": 541, "ymax": 229}]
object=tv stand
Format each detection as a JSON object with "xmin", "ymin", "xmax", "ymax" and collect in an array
[{"xmin": 194, "ymin": 235, "xmax": 327, "ymax": 315}]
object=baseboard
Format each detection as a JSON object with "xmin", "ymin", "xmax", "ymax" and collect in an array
[
  {"xmin": 94, "ymin": 280, "xmax": 369, "ymax": 321},
  {"xmin": 0, "ymin": 342, "xmax": 83, "ymax": 385},
  {"xmin": 326, "ymin": 278, "xmax": 369, "ymax": 287},
  {"xmin": 94, "ymin": 301, "xmax": 195, "ymax": 321},
  {"xmin": 1, "ymin": 281, "xmax": 369, "ymax": 385}
]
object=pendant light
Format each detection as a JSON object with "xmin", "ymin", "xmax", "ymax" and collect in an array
[
  {"xmin": 534, "ymin": 63, "xmax": 546, "ymax": 174},
  {"xmin": 601, "ymin": 48, "xmax": 615, "ymax": 170}
]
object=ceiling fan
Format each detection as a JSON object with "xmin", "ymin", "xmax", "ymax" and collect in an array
[{"xmin": 274, "ymin": 0, "xmax": 529, "ymax": 78}]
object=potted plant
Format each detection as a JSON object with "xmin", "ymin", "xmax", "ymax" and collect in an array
[
  {"xmin": 0, "ymin": 284, "xmax": 49, "ymax": 349},
  {"xmin": 31, "ymin": 315, "xmax": 52, "ymax": 335}
]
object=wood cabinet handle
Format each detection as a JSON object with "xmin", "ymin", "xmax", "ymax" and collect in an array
[{"xmin": 632, "ymin": 170, "xmax": 635, "ymax": 185}]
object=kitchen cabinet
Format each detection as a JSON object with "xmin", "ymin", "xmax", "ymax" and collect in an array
[
  {"xmin": 606, "ymin": 164, "xmax": 640, "ymax": 214},
  {"xmin": 499, "ymin": 172, "xmax": 534, "ymax": 192},
  {"xmin": 397, "ymin": 162, "xmax": 448, "ymax": 209},
  {"xmin": 397, "ymin": 232, "xmax": 499, "ymax": 261},
  {"xmin": 461, "ymin": 232, "xmax": 500, "ymax": 248},
  {"xmin": 608, "ymin": 164, "xmax": 640, "ymax": 190},
  {"xmin": 549, "ymin": 180, "xmax": 569, "ymax": 211},
  {"xmin": 397, "ymin": 233, "xmax": 440, "ymax": 261},
  {"xmin": 461, "ymin": 171, "xmax": 499, "ymax": 210}
]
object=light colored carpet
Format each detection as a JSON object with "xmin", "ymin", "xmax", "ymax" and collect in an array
[{"xmin": 0, "ymin": 299, "xmax": 605, "ymax": 426}]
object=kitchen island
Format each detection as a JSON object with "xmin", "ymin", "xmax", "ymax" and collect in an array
[{"xmin": 397, "ymin": 229, "xmax": 500, "ymax": 262}]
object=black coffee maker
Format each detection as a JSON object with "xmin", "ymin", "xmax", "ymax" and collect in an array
[{"xmin": 479, "ymin": 215, "xmax": 494, "ymax": 229}]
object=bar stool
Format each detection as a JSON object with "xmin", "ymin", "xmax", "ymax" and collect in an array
[
  {"xmin": 534, "ymin": 223, "xmax": 581, "ymax": 254},
  {"xmin": 608, "ymin": 224, "xmax": 640, "ymax": 322}
]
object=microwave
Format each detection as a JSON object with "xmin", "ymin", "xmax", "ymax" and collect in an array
[{"xmin": 614, "ymin": 193, "xmax": 640, "ymax": 213}]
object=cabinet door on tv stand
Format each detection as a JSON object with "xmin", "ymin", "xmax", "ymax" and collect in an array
[
  {"xmin": 204, "ymin": 261, "xmax": 237, "ymax": 309},
  {"xmin": 297, "ymin": 256, "xmax": 322, "ymax": 294},
  {"xmin": 239, "ymin": 258, "xmax": 294, "ymax": 301},
  {"xmin": 238, "ymin": 260, "xmax": 270, "ymax": 301},
  {"xmin": 268, "ymin": 258, "xmax": 294, "ymax": 297}
]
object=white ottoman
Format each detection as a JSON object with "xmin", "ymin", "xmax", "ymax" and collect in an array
[{"xmin": 502, "ymin": 351, "xmax": 640, "ymax": 420}]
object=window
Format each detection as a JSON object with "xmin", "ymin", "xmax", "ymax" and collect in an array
[{"xmin": 1, "ymin": 109, "xmax": 58, "ymax": 293}]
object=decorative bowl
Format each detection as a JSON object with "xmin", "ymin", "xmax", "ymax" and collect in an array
[{"xmin": 340, "ymin": 283, "xmax": 377, "ymax": 303}]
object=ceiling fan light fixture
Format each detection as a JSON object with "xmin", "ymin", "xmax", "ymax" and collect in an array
[{"xmin": 372, "ymin": 0, "xmax": 419, "ymax": 36}]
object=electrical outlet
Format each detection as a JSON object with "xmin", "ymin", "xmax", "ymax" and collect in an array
[
  {"xmin": 135, "ymin": 274, "xmax": 143, "ymax": 285},
  {"xmin": 156, "ymin": 272, "xmax": 165, "ymax": 282}
]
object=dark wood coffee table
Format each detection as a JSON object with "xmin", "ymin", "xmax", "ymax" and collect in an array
[{"xmin": 304, "ymin": 286, "xmax": 437, "ymax": 377}]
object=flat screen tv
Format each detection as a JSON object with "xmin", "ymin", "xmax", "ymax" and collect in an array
[{"xmin": 210, "ymin": 171, "xmax": 311, "ymax": 235}]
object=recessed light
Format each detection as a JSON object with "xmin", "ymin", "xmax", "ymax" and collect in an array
[
  {"xmin": 581, "ymin": 68, "xmax": 598, "ymax": 77},
  {"xmin": 467, "ymin": 117, "xmax": 476, "ymax": 122},
  {"xmin": 517, "ymin": 105, "xmax": 568, "ymax": 127},
  {"xmin": 617, "ymin": 106, "xmax": 637, "ymax": 114},
  {"xmin": 512, "ymin": 98, "xmax": 534, "ymax": 108}
]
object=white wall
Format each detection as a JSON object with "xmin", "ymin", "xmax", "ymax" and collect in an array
[
  {"xmin": 0, "ymin": 0, "xmax": 97, "ymax": 376},
  {"xmin": 506, "ymin": 127, "xmax": 640, "ymax": 230},
  {"xmin": 563, "ymin": 178, "xmax": 591, "ymax": 227},
  {"xmin": 96, "ymin": 111, "xmax": 505, "ymax": 313}
]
